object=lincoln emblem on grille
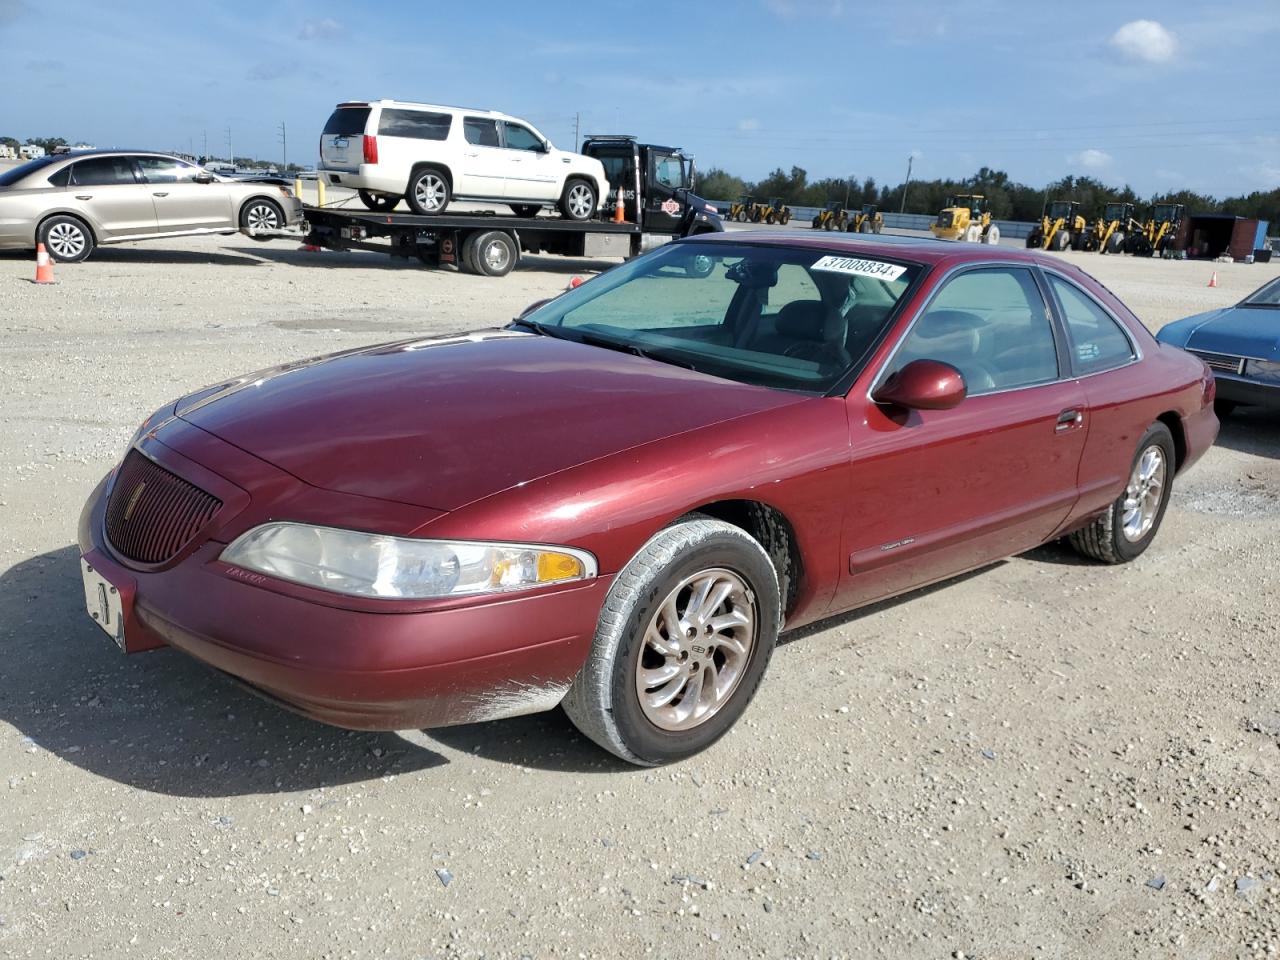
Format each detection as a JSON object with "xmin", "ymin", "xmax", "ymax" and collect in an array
[{"xmin": 122, "ymin": 482, "xmax": 147, "ymax": 521}]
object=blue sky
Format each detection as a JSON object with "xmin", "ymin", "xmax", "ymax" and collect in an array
[{"xmin": 1, "ymin": 0, "xmax": 1276, "ymax": 197}]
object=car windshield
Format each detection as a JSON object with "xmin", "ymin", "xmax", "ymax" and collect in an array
[
  {"xmin": 518, "ymin": 241, "xmax": 923, "ymax": 394},
  {"xmin": 1243, "ymin": 276, "xmax": 1280, "ymax": 306},
  {"xmin": 0, "ymin": 155, "xmax": 59, "ymax": 186}
]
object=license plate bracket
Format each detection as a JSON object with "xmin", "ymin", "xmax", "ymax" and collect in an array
[{"xmin": 81, "ymin": 557, "xmax": 126, "ymax": 651}]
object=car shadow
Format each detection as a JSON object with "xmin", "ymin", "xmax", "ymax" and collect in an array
[
  {"xmin": 227, "ymin": 245, "xmax": 621, "ymax": 276},
  {"xmin": 0, "ymin": 247, "xmax": 268, "ymax": 267},
  {"xmin": 1215, "ymin": 407, "xmax": 1280, "ymax": 460},
  {"xmin": 0, "ymin": 546, "xmax": 622, "ymax": 795}
]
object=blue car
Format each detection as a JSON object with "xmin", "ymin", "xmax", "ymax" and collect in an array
[{"xmin": 1157, "ymin": 275, "xmax": 1280, "ymax": 417}]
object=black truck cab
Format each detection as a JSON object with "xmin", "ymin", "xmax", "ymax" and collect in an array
[{"xmin": 580, "ymin": 135, "xmax": 722, "ymax": 239}]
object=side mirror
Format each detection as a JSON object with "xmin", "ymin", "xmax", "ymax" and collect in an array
[
  {"xmin": 193, "ymin": 173, "xmax": 216, "ymax": 184},
  {"xmin": 517, "ymin": 297, "xmax": 553, "ymax": 320},
  {"xmin": 873, "ymin": 359, "xmax": 967, "ymax": 411}
]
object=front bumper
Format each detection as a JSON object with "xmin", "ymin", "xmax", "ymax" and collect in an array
[
  {"xmin": 77, "ymin": 469, "xmax": 608, "ymax": 730},
  {"xmin": 1212, "ymin": 372, "xmax": 1280, "ymax": 408}
]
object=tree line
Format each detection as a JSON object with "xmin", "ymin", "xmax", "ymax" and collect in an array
[{"xmin": 698, "ymin": 164, "xmax": 1280, "ymax": 226}]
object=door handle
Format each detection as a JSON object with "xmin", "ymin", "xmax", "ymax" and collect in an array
[
  {"xmin": 75, "ymin": 195, "xmax": 92, "ymax": 200},
  {"xmin": 1055, "ymin": 408, "xmax": 1084, "ymax": 431},
  {"xmin": 464, "ymin": 152, "xmax": 478, "ymax": 157},
  {"xmin": 152, "ymin": 192, "xmax": 169, "ymax": 197}
]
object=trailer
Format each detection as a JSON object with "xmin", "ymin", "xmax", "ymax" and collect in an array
[{"xmin": 300, "ymin": 135, "xmax": 723, "ymax": 277}]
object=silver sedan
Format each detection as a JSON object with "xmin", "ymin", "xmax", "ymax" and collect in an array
[{"xmin": 0, "ymin": 150, "xmax": 305, "ymax": 262}]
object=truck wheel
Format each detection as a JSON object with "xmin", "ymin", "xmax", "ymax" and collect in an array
[
  {"xmin": 859, "ymin": 220, "xmax": 872, "ymax": 234},
  {"xmin": 684, "ymin": 254, "xmax": 715, "ymax": 278},
  {"xmin": 407, "ymin": 168, "xmax": 450, "ymax": 215},
  {"xmin": 779, "ymin": 211, "xmax": 791, "ymax": 225},
  {"xmin": 561, "ymin": 518, "xmax": 781, "ymax": 765},
  {"xmin": 1026, "ymin": 231, "xmax": 1041, "ymax": 249},
  {"xmin": 359, "ymin": 190, "xmax": 398, "ymax": 212},
  {"xmin": 39, "ymin": 215, "xmax": 95, "ymax": 262},
  {"xmin": 873, "ymin": 222, "xmax": 883, "ymax": 234},
  {"xmin": 559, "ymin": 179, "xmax": 596, "ymax": 221},
  {"xmin": 1068, "ymin": 422, "xmax": 1174, "ymax": 564},
  {"xmin": 468, "ymin": 230, "xmax": 517, "ymax": 277}
]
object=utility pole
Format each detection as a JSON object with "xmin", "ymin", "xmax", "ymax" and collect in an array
[
  {"xmin": 572, "ymin": 112, "xmax": 580, "ymax": 151},
  {"xmin": 226, "ymin": 127, "xmax": 233, "ymax": 167},
  {"xmin": 278, "ymin": 121, "xmax": 287, "ymax": 170},
  {"xmin": 844, "ymin": 174, "xmax": 853, "ymax": 209},
  {"xmin": 899, "ymin": 155, "xmax": 914, "ymax": 213},
  {"xmin": 202, "ymin": 129, "xmax": 207, "ymax": 163}
]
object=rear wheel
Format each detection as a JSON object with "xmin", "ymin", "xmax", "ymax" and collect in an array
[
  {"xmin": 1026, "ymin": 230, "xmax": 1042, "ymax": 249},
  {"xmin": 559, "ymin": 179, "xmax": 596, "ymax": 221},
  {"xmin": 983, "ymin": 225, "xmax": 1001, "ymax": 245},
  {"xmin": 561, "ymin": 518, "xmax": 781, "ymax": 765},
  {"xmin": 1106, "ymin": 232, "xmax": 1126, "ymax": 255},
  {"xmin": 1068, "ymin": 422, "xmax": 1175, "ymax": 564},
  {"xmin": 780, "ymin": 211, "xmax": 791, "ymax": 225},
  {"xmin": 406, "ymin": 168, "xmax": 450, "ymax": 215},
  {"xmin": 358, "ymin": 190, "xmax": 398, "ymax": 212},
  {"xmin": 39, "ymin": 215, "xmax": 94, "ymax": 262},
  {"xmin": 240, "ymin": 198, "xmax": 283, "ymax": 241},
  {"xmin": 860, "ymin": 220, "xmax": 873, "ymax": 234},
  {"xmin": 873, "ymin": 221, "xmax": 883, "ymax": 234},
  {"xmin": 1070, "ymin": 231, "xmax": 1087, "ymax": 251},
  {"xmin": 1052, "ymin": 230, "xmax": 1071, "ymax": 252},
  {"xmin": 466, "ymin": 230, "xmax": 517, "ymax": 277}
]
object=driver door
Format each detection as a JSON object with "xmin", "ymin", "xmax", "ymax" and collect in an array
[
  {"xmin": 833, "ymin": 265, "xmax": 1087, "ymax": 611},
  {"xmin": 643, "ymin": 149, "xmax": 687, "ymax": 233}
]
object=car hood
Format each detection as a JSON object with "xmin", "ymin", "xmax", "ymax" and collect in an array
[
  {"xmin": 1178, "ymin": 306, "xmax": 1280, "ymax": 360},
  {"xmin": 178, "ymin": 330, "xmax": 803, "ymax": 511}
]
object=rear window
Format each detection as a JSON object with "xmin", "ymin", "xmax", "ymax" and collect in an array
[
  {"xmin": 323, "ymin": 107, "xmax": 371, "ymax": 136},
  {"xmin": 464, "ymin": 118, "xmax": 499, "ymax": 147},
  {"xmin": 379, "ymin": 109, "xmax": 451, "ymax": 140},
  {"xmin": 0, "ymin": 155, "xmax": 59, "ymax": 186}
]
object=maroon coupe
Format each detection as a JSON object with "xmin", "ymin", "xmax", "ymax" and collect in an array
[{"xmin": 78, "ymin": 233, "xmax": 1218, "ymax": 764}]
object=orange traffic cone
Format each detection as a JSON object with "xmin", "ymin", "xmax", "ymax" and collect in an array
[
  {"xmin": 613, "ymin": 185, "xmax": 625, "ymax": 224},
  {"xmin": 1208, "ymin": 271, "xmax": 1218, "ymax": 288},
  {"xmin": 34, "ymin": 243, "xmax": 55, "ymax": 284},
  {"xmin": 567, "ymin": 276, "xmax": 583, "ymax": 290}
]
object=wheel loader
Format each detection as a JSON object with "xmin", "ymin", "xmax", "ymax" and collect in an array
[
  {"xmin": 1027, "ymin": 200, "xmax": 1085, "ymax": 252},
  {"xmin": 1090, "ymin": 202, "xmax": 1143, "ymax": 254},
  {"xmin": 728, "ymin": 195, "xmax": 756, "ymax": 223},
  {"xmin": 1131, "ymin": 203, "xmax": 1184, "ymax": 258},
  {"xmin": 930, "ymin": 194, "xmax": 999, "ymax": 244},
  {"xmin": 847, "ymin": 203, "xmax": 884, "ymax": 234},
  {"xmin": 812, "ymin": 201, "xmax": 847, "ymax": 231},
  {"xmin": 758, "ymin": 197, "xmax": 792, "ymax": 225}
]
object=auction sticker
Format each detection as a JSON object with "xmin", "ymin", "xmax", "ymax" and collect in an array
[{"xmin": 810, "ymin": 255, "xmax": 906, "ymax": 281}]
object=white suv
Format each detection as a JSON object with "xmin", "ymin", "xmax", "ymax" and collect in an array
[{"xmin": 319, "ymin": 100, "xmax": 610, "ymax": 221}]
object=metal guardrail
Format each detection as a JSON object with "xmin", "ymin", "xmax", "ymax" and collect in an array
[{"xmin": 712, "ymin": 203, "xmax": 1038, "ymax": 240}]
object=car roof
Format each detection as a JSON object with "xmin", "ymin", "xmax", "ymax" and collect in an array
[
  {"xmin": 337, "ymin": 99, "xmax": 514, "ymax": 120},
  {"xmin": 691, "ymin": 229, "xmax": 1070, "ymax": 270}
]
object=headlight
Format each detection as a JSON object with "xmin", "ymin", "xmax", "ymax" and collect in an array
[
  {"xmin": 1246, "ymin": 359, "xmax": 1280, "ymax": 385},
  {"xmin": 220, "ymin": 522, "xmax": 597, "ymax": 600}
]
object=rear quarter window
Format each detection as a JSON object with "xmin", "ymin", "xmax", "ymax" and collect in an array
[
  {"xmin": 323, "ymin": 107, "xmax": 371, "ymax": 136},
  {"xmin": 1047, "ymin": 274, "xmax": 1136, "ymax": 374},
  {"xmin": 379, "ymin": 109, "xmax": 451, "ymax": 140}
]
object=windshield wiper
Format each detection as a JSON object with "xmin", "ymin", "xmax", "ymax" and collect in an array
[{"xmin": 510, "ymin": 316, "xmax": 555, "ymax": 336}]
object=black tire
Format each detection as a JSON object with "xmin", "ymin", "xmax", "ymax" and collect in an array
[
  {"xmin": 780, "ymin": 211, "xmax": 791, "ymax": 225},
  {"xmin": 1052, "ymin": 230, "xmax": 1071, "ymax": 252},
  {"xmin": 562, "ymin": 518, "xmax": 781, "ymax": 765},
  {"xmin": 1026, "ymin": 230, "xmax": 1042, "ymax": 249},
  {"xmin": 1105, "ymin": 232, "xmax": 1125, "ymax": 255},
  {"xmin": 466, "ymin": 230, "xmax": 517, "ymax": 277},
  {"xmin": 1071, "ymin": 231, "xmax": 1087, "ymax": 251},
  {"xmin": 751, "ymin": 209, "xmax": 762, "ymax": 223},
  {"xmin": 358, "ymin": 190, "xmax": 398, "ymax": 212},
  {"xmin": 1214, "ymin": 399, "xmax": 1237, "ymax": 419},
  {"xmin": 859, "ymin": 221, "xmax": 873, "ymax": 234},
  {"xmin": 510, "ymin": 204, "xmax": 541, "ymax": 218},
  {"xmin": 239, "ymin": 198, "xmax": 283, "ymax": 241},
  {"xmin": 873, "ymin": 222, "xmax": 883, "ymax": 234},
  {"xmin": 1068, "ymin": 422, "xmax": 1175, "ymax": 564},
  {"xmin": 38, "ymin": 214, "xmax": 94, "ymax": 263},
  {"xmin": 406, "ymin": 167, "xmax": 451, "ymax": 215},
  {"xmin": 558, "ymin": 178, "xmax": 596, "ymax": 221},
  {"xmin": 736, "ymin": 210, "xmax": 748, "ymax": 223}
]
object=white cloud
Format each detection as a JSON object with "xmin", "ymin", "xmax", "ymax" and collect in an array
[
  {"xmin": 298, "ymin": 17, "xmax": 341, "ymax": 41},
  {"xmin": 1071, "ymin": 148, "xmax": 1112, "ymax": 170},
  {"xmin": 737, "ymin": 118, "xmax": 761, "ymax": 132},
  {"xmin": 1109, "ymin": 20, "xmax": 1178, "ymax": 64}
]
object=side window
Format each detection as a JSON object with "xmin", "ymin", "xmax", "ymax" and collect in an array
[
  {"xmin": 652, "ymin": 154, "xmax": 683, "ymax": 189},
  {"xmin": 463, "ymin": 118, "xmax": 499, "ymax": 148},
  {"xmin": 47, "ymin": 166, "xmax": 72, "ymax": 187},
  {"xmin": 70, "ymin": 156, "xmax": 139, "ymax": 186},
  {"xmin": 378, "ymin": 109, "xmax": 451, "ymax": 141},
  {"xmin": 502, "ymin": 123, "xmax": 543, "ymax": 152},
  {"xmin": 136, "ymin": 157, "xmax": 199, "ymax": 183},
  {"xmin": 890, "ymin": 267, "xmax": 1058, "ymax": 396},
  {"xmin": 1047, "ymin": 275, "xmax": 1136, "ymax": 374}
]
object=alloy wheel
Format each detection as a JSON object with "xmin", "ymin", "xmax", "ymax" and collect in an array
[
  {"xmin": 1121, "ymin": 445, "xmax": 1166, "ymax": 542},
  {"xmin": 46, "ymin": 222, "xmax": 86, "ymax": 259},
  {"xmin": 635, "ymin": 568, "xmax": 756, "ymax": 731},
  {"xmin": 245, "ymin": 203, "xmax": 280, "ymax": 231},
  {"xmin": 566, "ymin": 183, "xmax": 594, "ymax": 219},
  {"xmin": 414, "ymin": 174, "xmax": 447, "ymax": 212}
]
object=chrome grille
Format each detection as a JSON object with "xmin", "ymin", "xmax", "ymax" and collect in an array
[
  {"xmin": 1188, "ymin": 350, "xmax": 1245, "ymax": 375},
  {"xmin": 104, "ymin": 451, "xmax": 222, "ymax": 565}
]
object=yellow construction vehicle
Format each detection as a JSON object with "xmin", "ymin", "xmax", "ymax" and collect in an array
[
  {"xmin": 728, "ymin": 195, "xmax": 756, "ymax": 223},
  {"xmin": 930, "ymin": 194, "xmax": 999, "ymax": 243},
  {"xmin": 1027, "ymin": 200, "xmax": 1086, "ymax": 252},
  {"xmin": 812, "ymin": 201, "xmax": 847, "ymax": 231},
  {"xmin": 1088, "ymin": 202, "xmax": 1143, "ymax": 254},
  {"xmin": 847, "ymin": 203, "xmax": 884, "ymax": 234},
  {"xmin": 1132, "ymin": 203, "xmax": 1185, "ymax": 257},
  {"xmin": 757, "ymin": 197, "xmax": 792, "ymax": 225}
]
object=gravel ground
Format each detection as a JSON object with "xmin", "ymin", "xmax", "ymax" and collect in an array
[{"xmin": 1, "ymin": 229, "xmax": 1278, "ymax": 960}]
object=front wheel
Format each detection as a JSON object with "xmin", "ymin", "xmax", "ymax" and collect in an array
[
  {"xmin": 779, "ymin": 211, "xmax": 791, "ymax": 225},
  {"xmin": 1068, "ymin": 422, "xmax": 1175, "ymax": 564},
  {"xmin": 39, "ymin": 215, "xmax": 94, "ymax": 262},
  {"xmin": 982, "ymin": 225, "xmax": 1000, "ymax": 245},
  {"xmin": 240, "ymin": 198, "xmax": 283, "ymax": 241},
  {"xmin": 562, "ymin": 519, "xmax": 780, "ymax": 765},
  {"xmin": 559, "ymin": 179, "xmax": 596, "ymax": 221},
  {"xmin": 358, "ymin": 190, "xmax": 398, "ymax": 212}
]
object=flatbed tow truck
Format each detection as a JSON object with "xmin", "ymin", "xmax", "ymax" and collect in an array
[{"xmin": 300, "ymin": 135, "xmax": 723, "ymax": 277}]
